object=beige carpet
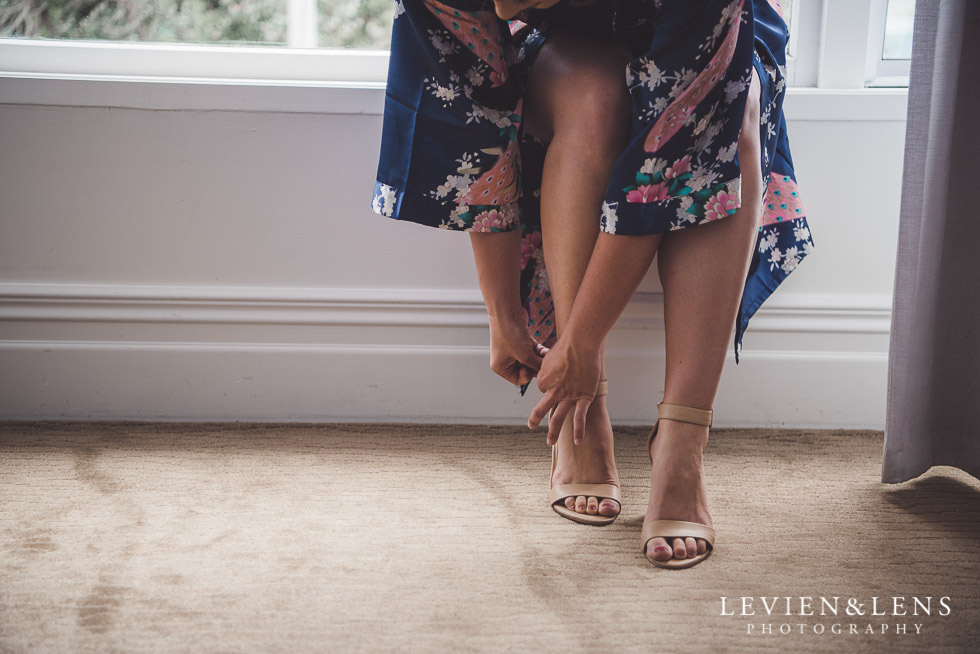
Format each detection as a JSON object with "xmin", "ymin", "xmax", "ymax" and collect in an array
[{"xmin": 1, "ymin": 422, "xmax": 978, "ymax": 654}]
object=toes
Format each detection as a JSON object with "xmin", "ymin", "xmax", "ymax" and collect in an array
[
  {"xmin": 586, "ymin": 497, "xmax": 599, "ymax": 514},
  {"xmin": 697, "ymin": 538, "xmax": 707, "ymax": 555},
  {"xmin": 672, "ymin": 537, "xmax": 687, "ymax": 559},
  {"xmin": 598, "ymin": 499, "xmax": 620, "ymax": 517},
  {"xmin": 564, "ymin": 497, "xmax": 576, "ymax": 511},
  {"xmin": 684, "ymin": 537, "xmax": 697, "ymax": 558},
  {"xmin": 575, "ymin": 496, "xmax": 587, "ymax": 513},
  {"xmin": 646, "ymin": 537, "xmax": 672, "ymax": 562}
]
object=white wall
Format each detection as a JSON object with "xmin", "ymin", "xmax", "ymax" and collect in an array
[{"xmin": 0, "ymin": 78, "xmax": 906, "ymax": 427}]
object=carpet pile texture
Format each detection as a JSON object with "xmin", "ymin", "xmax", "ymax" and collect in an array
[{"xmin": 1, "ymin": 422, "xmax": 978, "ymax": 653}]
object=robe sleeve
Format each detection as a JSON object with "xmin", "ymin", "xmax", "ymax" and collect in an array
[{"xmin": 372, "ymin": 0, "xmax": 525, "ymax": 233}]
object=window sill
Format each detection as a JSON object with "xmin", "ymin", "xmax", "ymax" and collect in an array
[
  {"xmin": 0, "ymin": 72, "xmax": 908, "ymax": 121},
  {"xmin": 0, "ymin": 38, "xmax": 389, "ymax": 114},
  {"xmin": 866, "ymin": 75, "xmax": 912, "ymax": 88},
  {"xmin": 0, "ymin": 71, "xmax": 386, "ymax": 115}
]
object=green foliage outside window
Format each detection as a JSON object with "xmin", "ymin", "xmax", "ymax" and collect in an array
[
  {"xmin": 0, "ymin": 0, "xmax": 394, "ymax": 49},
  {"xmin": 317, "ymin": 0, "xmax": 392, "ymax": 50}
]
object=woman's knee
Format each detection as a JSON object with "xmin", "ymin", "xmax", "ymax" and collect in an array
[
  {"xmin": 739, "ymin": 65, "xmax": 762, "ymax": 145},
  {"xmin": 736, "ymin": 66, "xmax": 764, "ymax": 214},
  {"xmin": 528, "ymin": 34, "xmax": 631, "ymax": 146}
]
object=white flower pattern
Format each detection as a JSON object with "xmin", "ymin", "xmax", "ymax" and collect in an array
[{"xmin": 372, "ymin": 183, "xmax": 397, "ymax": 218}]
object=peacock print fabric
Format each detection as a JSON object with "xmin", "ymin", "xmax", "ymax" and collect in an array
[{"xmin": 372, "ymin": 0, "xmax": 813, "ymax": 363}]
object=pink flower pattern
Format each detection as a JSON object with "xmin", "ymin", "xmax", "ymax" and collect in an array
[
  {"xmin": 626, "ymin": 182, "xmax": 671, "ymax": 204},
  {"xmin": 704, "ymin": 190, "xmax": 740, "ymax": 221},
  {"xmin": 665, "ymin": 155, "xmax": 692, "ymax": 179},
  {"xmin": 520, "ymin": 230, "xmax": 542, "ymax": 268},
  {"xmin": 471, "ymin": 209, "xmax": 505, "ymax": 232}
]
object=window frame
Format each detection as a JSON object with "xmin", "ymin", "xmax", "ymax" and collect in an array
[
  {"xmin": 865, "ymin": 0, "xmax": 913, "ymax": 87},
  {"xmin": 0, "ymin": 0, "xmax": 910, "ymax": 99},
  {"xmin": 784, "ymin": 0, "xmax": 822, "ymax": 87},
  {"xmin": 287, "ymin": 0, "xmax": 319, "ymax": 48},
  {"xmin": 0, "ymin": 37, "xmax": 390, "ymax": 85}
]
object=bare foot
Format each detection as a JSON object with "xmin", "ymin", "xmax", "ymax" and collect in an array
[
  {"xmin": 643, "ymin": 419, "xmax": 712, "ymax": 561},
  {"xmin": 550, "ymin": 396, "xmax": 621, "ymax": 517}
]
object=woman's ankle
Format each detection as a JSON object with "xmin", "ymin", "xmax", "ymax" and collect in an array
[{"xmin": 653, "ymin": 419, "xmax": 709, "ymax": 449}]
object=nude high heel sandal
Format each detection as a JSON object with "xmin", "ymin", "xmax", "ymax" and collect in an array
[
  {"xmin": 640, "ymin": 402, "xmax": 715, "ymax": 569},
  {"xmin": 547, "ymin": 380, "xmax": 622, "ymax": 526}
]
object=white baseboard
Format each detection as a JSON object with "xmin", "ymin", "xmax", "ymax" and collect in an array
[{"xmin": 0, "ymin": 282, "xmax": 891, "ymax": 428}]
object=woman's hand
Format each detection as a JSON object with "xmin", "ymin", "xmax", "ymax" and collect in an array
[
  {"xmin": 488, "ymin": 309, "xmax": 547, "ymax": 387},
  {"xmin": 528, "ymin": 337, "xmax": 601, "ymax": 446}
]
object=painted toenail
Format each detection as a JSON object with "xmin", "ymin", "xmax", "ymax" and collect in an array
[{"xmin": 655, "ymin": 546, "xmax": 669, "ymax": 552}]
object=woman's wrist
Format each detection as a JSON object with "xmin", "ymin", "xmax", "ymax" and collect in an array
[
  {"xmin": 562, "ymin": 318, "xmax": 604, "ymax": 359},
  {"xmin": 486, "ymin": 302, "xmax": 527, "ymax": 327}
]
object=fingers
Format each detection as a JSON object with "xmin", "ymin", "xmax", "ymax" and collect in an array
[
  {"xmin": 529, "ymin": 392, "xmax": 594, "ymax": 442},
  {"xmin": 546, "ymin": 401, "xmax": 573, "ymax": 446},
  {"xmin": 504, "ymin": 362, "xmax": 540, "ymax": 388},
  {"xmin": 515, "ymin": 365, "xmax": 534, "ymax": 387},
  {"xmin": 514, "ymin": 343, "xmax": 548, "ymax": 386},
  {"xmin": 496, "ymin": 340, "xmax": 550, "ymax": 387},
  {"xmin": 525, "ymin": 343, "xmax": 546, "ymax": 371},
  {"xmin": 572, "ymin": 398, "xmax": 591, "ymax": 445},
  {"xmin": 490, "ymin": 360, "xmax": 519, "ymax": 385},
  {"xmin": 528, "ymin": 391, "xmax": 557, "ymax": 430}
]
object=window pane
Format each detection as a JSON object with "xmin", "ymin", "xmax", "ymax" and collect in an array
[
  {"xmin": 883, "ymin": 0, "xmax": 915, "ymax": 59},
  {"xmin": 780, "ymin": 0, "xmax": 793, "ymax": 22},
  {"xmin": 0, "ymin": 0, "xmax": 288, "ymax": 46},
  {"xmin": 317, "ymin": 0, "xmax": 393, "ymax": 50},
  {"xmin": 780, "ymin": 0, "xmax": 793, "ymax": 52}
]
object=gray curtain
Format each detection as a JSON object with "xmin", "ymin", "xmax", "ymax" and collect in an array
[{"xmin": 882, "ymin": 0, "xmax": 980, "ymax": 483}]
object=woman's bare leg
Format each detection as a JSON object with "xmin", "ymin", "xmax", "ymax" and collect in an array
[
  {"xmin": 526, "ymin": 32, "xmax": 631, "ymax": 516},
  {"xmin": 524, "ymin": 59, "xmax": 766, "ymax": 561},
  {"xmin": 643, "ymin": 66, "xmax": 764, "ymax": 562}
]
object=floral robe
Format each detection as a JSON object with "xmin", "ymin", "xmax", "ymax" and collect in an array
[{"xmin": 372, "ymin": 0, "xmax": 813, "ymax": 363}]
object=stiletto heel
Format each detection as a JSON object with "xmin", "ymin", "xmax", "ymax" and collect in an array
[
  {"xmin": 547, "ymin": 380, "xmax": 621, "ymax": 526},
  {"xmin": 641, "ymin": 402, "xmax": 715, "ymax": 568}
]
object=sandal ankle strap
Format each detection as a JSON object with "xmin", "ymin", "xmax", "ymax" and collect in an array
[
  {"xmin": 656, "ymin": 403, "xmax": 713, "ymax": 427},
  {"xmin": 646, "ymin": 403, "xmax": 713, "ymax": 462}
]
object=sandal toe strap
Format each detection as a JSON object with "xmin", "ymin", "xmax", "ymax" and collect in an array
[
  {"xmin": 548, "ymin": 483, "xmax": 621, "ymax": 506},
  {"xmin": 640, "ymin": 519, "xmax": 715, "ymax": 552}
]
